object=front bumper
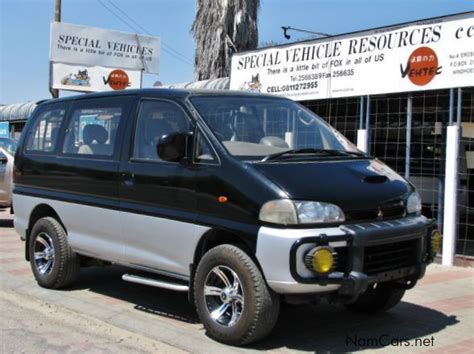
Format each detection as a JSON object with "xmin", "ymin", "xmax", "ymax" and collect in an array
[{"xmin": 256, "ymin": 216, "xmax": 436, "ymax": 295}]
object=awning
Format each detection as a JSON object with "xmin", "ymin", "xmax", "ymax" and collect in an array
[
  {"xmin": 161, "ymin": 77, "xmax": 230, "ymax": 90},
  {"xmin": 0, "ymin": 102, "xmax": 38, "ymax": 122}
]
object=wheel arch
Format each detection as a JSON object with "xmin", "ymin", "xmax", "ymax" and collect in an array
[
  {"xmin": 193, "ymin": 228, "xmax": 257, "ymax": 267},
  {"xmin": 25, "ymin": 203, "xmax": 66, "ymax": 261},
  {"xmin": 189, "ymin": 228, "xmax": 261, "ymax": 302}
]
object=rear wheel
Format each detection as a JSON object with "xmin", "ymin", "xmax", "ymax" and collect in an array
[
  {"xmin": 194, "ymin": 244, "xmax": 280, "ymax": 345},
  {"xmin": 346, "ymin": 283, "xmax": 405, "ymax": 313},
  {"xmin": 29, "ymin": 217, "xmax": 80, "ymax": 289}
]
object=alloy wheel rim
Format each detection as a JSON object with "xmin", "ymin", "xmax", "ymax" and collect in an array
[
  {"xmin": 34, "ymin": 232, "xmax": 55, "ymax": 275},
  {"xmin": 204, "ymin": 265, "xmax": 244, "ymax": 327}
]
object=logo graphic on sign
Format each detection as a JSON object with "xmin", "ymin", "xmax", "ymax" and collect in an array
[
  {"xmin": 239, "ymin": 74, "xmax": 262, "ymax": 92},
  {"xmin": 103, "ymin": 69, "xmax": 130, "ymax": 90},
  {"xmin": 400, "ymin": 47, "xmax": 442, "ymax": 86},
  {"xmin": 61, "ymin": 69, "xmax": 91, "ymax": 87}
]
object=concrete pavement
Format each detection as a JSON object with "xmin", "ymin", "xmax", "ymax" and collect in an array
[
  {"xmin": 1, "ymin": 208, "xmax": 473, "ymax": 353},
  {"xmin": 1, "ymin": 289, "xmax": 184, "ymax": 353}
]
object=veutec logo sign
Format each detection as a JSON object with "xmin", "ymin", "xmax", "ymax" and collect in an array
[
  {"xmin": 230, "ymin": 12, "xmax": 474, "ymax": 101},
  {"xmin": 52, "ymin": 63, "xmax": 141, "ymax": 93},
  {"xmin": 104, "ymin": 70, "xmax": 130, "ymax": 90},
  {"xmin": 400, "ymin": 46, "xmax": 442, "ymax": 86}
]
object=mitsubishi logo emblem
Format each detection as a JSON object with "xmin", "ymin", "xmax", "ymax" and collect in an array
[{"xmin": 377, "ymin": 207, "xmax": 384, "ymax": 220}]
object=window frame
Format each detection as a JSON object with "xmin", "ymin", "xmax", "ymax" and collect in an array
[
  {"xmin": 58, "ymin": 96, "xmax": 133, "ymax": 161},
  {"xmin": 24, "ymin": 102, "xmax": 70, "ymax": 156},
  {"xmin": 129, "ymin": 98, "xmax": 198, "ymax": 165}
]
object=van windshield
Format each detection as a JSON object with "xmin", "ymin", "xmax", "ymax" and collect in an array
[{"xmin": 190, "ymin": 96, "xmax": 361, "ymax": 160}]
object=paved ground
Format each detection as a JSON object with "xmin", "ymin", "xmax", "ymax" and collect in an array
[{"xmin": 1, "ymin": 208, "xmax": 473, "ymax": 353}]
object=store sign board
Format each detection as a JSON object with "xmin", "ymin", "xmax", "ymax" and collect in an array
[
  {"xmin": 52, "ymin": 63, "xmax": 141, "ymax": 92},
  {"xmin": 0, "ymin": 122, "xmax": 9, "ymax": 138},
  {"xmin": 230, "ymin": 13, "xmax": 474, "ymax": 100},
  {"xmin": 50, "ymin": 22, "xmax": 160, "ymax": 74}
]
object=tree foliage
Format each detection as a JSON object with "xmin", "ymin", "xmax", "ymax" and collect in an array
[{"xmin": 192, "ymin": 0, "xmax": 259, "ymax": 80}]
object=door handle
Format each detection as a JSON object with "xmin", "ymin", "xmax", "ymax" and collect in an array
[{"xmin": 122, "ymin": 173, "xmax": 135, "ymax": 188}]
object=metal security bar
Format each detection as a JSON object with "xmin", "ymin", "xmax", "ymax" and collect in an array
[
  {"xmin": 302, "ymin": 97, "xmax": 361, "ymax": 144},
  {"xmin": 369, "ymin": 93, "xmax": 410, "ymax": 176},
  {"xmin": 457, "ymin": 87, "xmax": 474, "ymax": 257},
  {"xmin": 409, "ymin": 90, "xmax": 450, "ymax": 226}
]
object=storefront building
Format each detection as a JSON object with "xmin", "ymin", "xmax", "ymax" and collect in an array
[
  {"xmin": 229, "ymin": 12, "xmax": 474, "ymax": 264},
  {"xmin": 0, "ymin": 102, "xmax": 38, "ymax": 139}
]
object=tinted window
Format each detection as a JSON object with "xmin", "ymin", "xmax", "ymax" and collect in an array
[
  {"xmin": 26, "ymin": 104, "xmax": 67, "ymax": 153},
  {"xmin": 133, "ymin": 100, "xmax": 192, "ymax": 161},
  {"xmin": 62, "ymin": 98, "xmax": 126, "ymax": 157}
]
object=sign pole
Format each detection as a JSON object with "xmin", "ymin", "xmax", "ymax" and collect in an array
[
  {"xmin": 405, "ymin": 95, "xmax": 412, "ymax": 179},
  {"xmin": 442, "ymin": 88, "xmax": 462, "ymax": 266},
  {"xmin": 49, "ymin": 0, "xmax": 61, "ymax": 99}
]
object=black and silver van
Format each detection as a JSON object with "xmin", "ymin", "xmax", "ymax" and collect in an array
[{"xmin": 13, "ymin": 89, "xmax": 439, "ymax": 345}]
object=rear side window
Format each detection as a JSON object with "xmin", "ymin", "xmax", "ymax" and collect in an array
[
  {"xmin": 62, "ymin": 97, "xmax": 130, "ymax": 158},
  {"xmin": 26, "ymin": 104, "xmax": 67, "ymax": 153}
]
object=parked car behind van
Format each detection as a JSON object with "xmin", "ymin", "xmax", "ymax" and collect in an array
[
  {"xmin": 0, "ymin": 145, "xmax": 15, "ymax": 207},
  {"xmin": 13, "ymin": 89, "xmax": 439, "ymax": 345}
]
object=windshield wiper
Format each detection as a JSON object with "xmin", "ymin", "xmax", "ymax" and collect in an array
[{"xmin": 261, "ymin": 148, "xmax": 367, "ymax": 162}]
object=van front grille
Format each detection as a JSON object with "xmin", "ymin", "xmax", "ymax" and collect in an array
[
  {"xmin": 363, "ymin": 239, "xmax": 418, "ymax": 275},
  {"xmin": 346, "ymin": 201, "xmax": 406, "ymax": 222},
  {"xmin": 333, "ymin": 246, "xmax": 348, "ymax": 273}
]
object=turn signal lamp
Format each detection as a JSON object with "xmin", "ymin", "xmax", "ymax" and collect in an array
[{"xmin": 431, "ymin": 230, "xmax": 442, "ymax": 254}]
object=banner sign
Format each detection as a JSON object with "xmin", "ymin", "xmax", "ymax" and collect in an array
[
  {"xmin": 50, "ymin": 22, "xmax": 160, "ymax": 74},
  {"xmin": 230, "ymin": 13, "xmax": 474, "ymax": 100},
  {"xmin": 52, "ymin": 63, "xmax": 142, "ymax": 92},
  {"xmin": 0, "ymin": 122, "xmax": 9, "ymax": 138}
]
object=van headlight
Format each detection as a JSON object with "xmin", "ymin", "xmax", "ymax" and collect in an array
[
  {"xmin": 406, "ymin": 191, "xmax": 422, "ymax": 215},
  {"xmin": 259, "ymin": 200, "xmax": 345, "ymax": 225}
]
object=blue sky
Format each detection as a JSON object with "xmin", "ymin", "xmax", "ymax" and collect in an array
[{"xmin": 1, "ymin": 0, "xmax": 472, "ymax": 104}]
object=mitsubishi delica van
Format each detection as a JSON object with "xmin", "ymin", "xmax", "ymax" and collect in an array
[{"xmin": 13, "ymin": 89, "xmax": 440, "ymax": 345}]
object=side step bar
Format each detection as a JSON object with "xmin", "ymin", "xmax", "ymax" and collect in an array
[{"xmin": 122, "ymin": 274, "xmax": 189, "ymax": 292}]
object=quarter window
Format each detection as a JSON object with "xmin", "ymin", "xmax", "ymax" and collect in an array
[
  {"xmin": 133, "ymin": 100, "xmax": 192, "ymax": 161},
  {"xmin": 26, "ymin": 105, "xmax": 67, "ymax": 153},
  {"xmin": 194, "ymin": 130, "xmax": 216, "ymax": 163}
]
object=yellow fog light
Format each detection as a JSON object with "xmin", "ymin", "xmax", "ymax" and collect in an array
[
  {"xmin": 312, "ymin": 247, "xmax": 334, "ymax": 274},
  {"xmin": 431, "ymin": 230, "xmax": 442, "ymax": 254}
]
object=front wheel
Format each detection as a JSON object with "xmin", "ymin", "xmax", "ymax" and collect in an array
[
  {"xmin": 346, "ymin": 283, "xmax": 405, "ymax": 313},
  {"xmin": 193, "ymin": 244, "xmax": 280, "ymax": 346}
]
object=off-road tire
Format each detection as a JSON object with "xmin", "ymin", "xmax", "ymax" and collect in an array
[
  {"xmin": 194, "ymin": 244, "xmax": 280, "ymax": 346},
  {"xmin": 29, "ymin": 217, "xmax": 80, "ymax": 289},
  {"xmin": 346, "ymin": 283, "xmax": 405, "ymax": 313}
]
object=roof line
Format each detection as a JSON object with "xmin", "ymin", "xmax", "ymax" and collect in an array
[{"xmin": 245, "ymin": 11, "xmax": 473, "ymax": 54}]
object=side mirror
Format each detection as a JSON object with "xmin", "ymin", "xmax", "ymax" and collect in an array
[{"xmin": 156, "ymin": 132, "xmax": 193, "ymax": 162}]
